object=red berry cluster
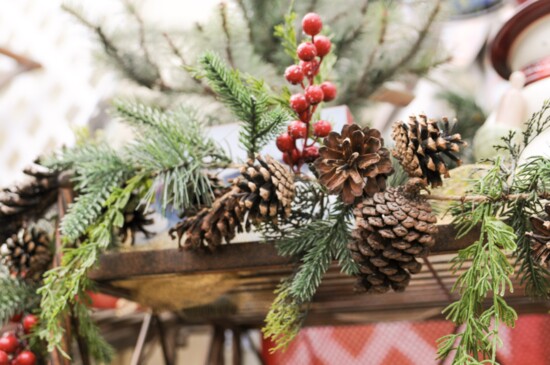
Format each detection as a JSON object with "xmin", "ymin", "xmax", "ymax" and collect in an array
[
  {"xmin": 0, "ymin": 314, "xmax": 38, "ymax": 365},
  {"xmin": 276, "ymin": 13, "xmax": 337, "ymax": 172}
]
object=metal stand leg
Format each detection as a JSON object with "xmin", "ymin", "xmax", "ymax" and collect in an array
[
  {"xmin": 154, "ymin": 315, "xmax": 175, "ymax": 365},
  {"xmin": 131, "ymin": 312, "xmax": 153, "ymax": 365},
  {"xmin": 206, "ymin": 326, "xmax": 225, "ymax": 365},
  {"xmin": 232, "ymin": 327, "xmax": 242, "ymax": 365}
]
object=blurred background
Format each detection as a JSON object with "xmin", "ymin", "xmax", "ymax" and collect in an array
[{"xmin": 1, "ymin": 0, "xmax": 549, "ymax": 364}]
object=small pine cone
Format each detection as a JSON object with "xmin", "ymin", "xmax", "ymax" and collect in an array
[
  {"xmin": 1, "ymin": 227, "xmax": 52, "ymax": 280},
  {"xmin": 0, "ymin": 164, "xmax": 60, "ymax": 241},
  {"xmin": 171, "ymin": 189, "xmax": 248, "ymax": 250},
  {"xmin": 526, "ymin": 203, "xmax": 550, "ymax": 267},
  {"xmin": 170, "ymin": 156, "xmax": 295, "ymax": 250},
  {"xmin": 119, "ymin": 195, "xmax": 155, "ymax": 245},
  {"xmin": 234, "ymin": 155, "xmax": 294, "ymax": 223},
  {"xmin": 314, "ymin": 124, "xmax": 394, "ymax": 204},
  {"xmin": 349, "ymin": 179, "xmax": 437, "ymax": 293},
  {"xmin": 391, "ymin": 115, "xmax": 467, "ymax": 187}
]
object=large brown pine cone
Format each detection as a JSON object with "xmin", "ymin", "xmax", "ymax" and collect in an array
[
  {"xmin": 527, "ymin": 204, "xmax": 550, "ymax": 267},
  {"xmin": 171, "ymin": 156, "xmax": 295, "ymax": 250},
  {"xmin": 314, "ymin": 124, "xmax": 394, "ymax": 204},
  {"xmin": 348, "ymin": 179, "xmax": 437, "ymax": 293},
  {"xmin": 391, "ymin": 115, "xmax": 466, "ymax": 187},
  {"xmin": 0, "ymin": 164, "xmax": 60, "ymax": 242},
  {"xmin": 1, "ymin": 227, "xmax": 52, "ymax": 281}
]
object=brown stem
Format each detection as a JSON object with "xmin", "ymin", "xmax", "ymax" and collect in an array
[
  {"xmin": 423, "ymin": 192, "xmax": 550, "ymax": 203},
  {"xmin": 219, "ymin": 2, "xmax": 235, "ymax": 68}
]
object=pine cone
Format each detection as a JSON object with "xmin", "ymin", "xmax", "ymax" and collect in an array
[
  {"xmin": 349, "ymin": 179, "xmax": 437, "ymax": 293},
  {"xmin": 119, "ymin": 195, "xmax": 155, "ymax": 245},
  {"xmin": 391, "ymin": 115, "xmax": 466, "ymax": 187},
  {"xmin": 170, "ymin": 156, "xmax": 295, "ymax": 250},
  {"xmin": 314, "ymin": 124, "xmax": 394, "ymax": 204},
  {"xmin": 1, "ymin": 227, "xmax": 52, "ymax": 280},
  {"xmin": 234, "ymin": 155, "xmax": 294, "ymax": 223},
  {"xmin": 0, "ymin": 164, "xmax": 60, "ymax": 241},
  {"xmin": 527, "ymin": 204, "xmax": 550, "ymax": 267}
]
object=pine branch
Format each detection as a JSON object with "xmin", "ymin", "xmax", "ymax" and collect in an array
[
  {"xmin": 44, "ymin": 143, "xmax": 133, "ymax": 243},
  {"xmin": 288, "ymin": 204, "xmax": 354, "ymax": 302},
  {"xmin": 114, "ymin": 100, "xmax": 230, "ymax": 211},
  {"xmin": 198, "ymin": 52, "xmax": 281, "ymax": 159}
]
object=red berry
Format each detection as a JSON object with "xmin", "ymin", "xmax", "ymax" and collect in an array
[
  {"xmin": 320, "ymin": 82, "xmax": 337, "ymax": 102},
  {"xmin": 297, "ymin": 42, "xmax": 317, "ymax": 62},
  {"xmin": 300, "ymin": 59, "xmax": 320, "ymax": 77},
  {"xmin": 22, "ymin": 314, "xmax": 38, "ymax": 334},
  {"xmin": 276, "ymin": 133, "xmax": 295, "ymax": 152},
  {"xmin": 0, "ymin": 350, "xmax": 8, "ymax": 365},
  {"xmin": 289, "ymin": 94, "xmax": 309, "ymax": 113},
  {"xmin": 14, "ymin": 351, "xmax": 36, "ymax": 365},
  {"xmin": 288, "ymin": 121, "xmax": 308, "ymax": 139},
  {"xmin": 305, "ymin": 85, "xmax": 324, "ymax": 105},
  {"xmin": 313, "ymin": 120, "xmax": 332, "ymax": 137},
  {"xmin": 314, "ymin": 35, "xmax": 331, "ymax": 57},
  {"xmin": 0, "ymin": 335, "xmax": 18, "ymax": 354},
  {"xmin": 302, "ymin": 13, "xmax": 322, "ymax": 36},
  {"xmin": 284, "ymin": 65, "xmax": 304, "ymax": 85},
  {"xmin": 9, "ymin": 313, "xmax": 22, "ymax": 323},
  {"xmin": 303, "ymin": 145, "xmax": 320, "ymax": 162}
]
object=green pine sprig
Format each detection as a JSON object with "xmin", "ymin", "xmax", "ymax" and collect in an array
[
  {"xmin": 263, "ymin": 203, "xmax": 358, "ymax": 350},
  {"xmin": 198, "ymin": 52, "xmax": 287, "ymax": 159},
  {"xmin": 114, "ymin": 100, "xmax": 230, "ymax": 212}
]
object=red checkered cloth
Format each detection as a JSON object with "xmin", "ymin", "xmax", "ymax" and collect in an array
[{"xmin": 263, "ymin": 315, "xmax": 550, "ymax": 365}]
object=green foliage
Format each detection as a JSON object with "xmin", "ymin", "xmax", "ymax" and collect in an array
[
  {"xmin": 263, "ymin": 279, "xmax": 306, "ymax": 353},
  {"xmin": 273, "ymin": 7, "xmax": 298, "ymax": 62},
  {"xmin": 44, "ymin": 143, "xmax": 133, "ymax": 243},
  {"xmin": 0, "ymin": 271, "xmax": 38, "ymax": 325},
  {"xmin": 494, "ymin": 101, "xmax": 550, "ymax": 298},
  {"xmin": 37, "ymin": 175, "xmax": 147, "ymax": 361},
  {"xmin": 114, "ymin": 100, "xmax": 230, "ymax": 211},
  {"xmin": 198, "ymin": 52, "xmax": 289, "ymax": 158},
  {"xmin": 73, "ymin": 300, "xmax": 115, "ymax": 363},
  {"xmin": 438, "ymin": 161, "xmax": 518, "ymax": 364},
  {"xmin": 509, "ymin": 157, "xmax": 550, "ymax": 298},
  {"xmin": 263, "ymin": 204, "xmax": 358, "ymax": 350}
]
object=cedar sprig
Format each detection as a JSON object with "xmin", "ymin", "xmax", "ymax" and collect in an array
[
  {"xmin": 37, "ymin": 174, "xmax": 147, "ymax": 361},
  {"xmin": 262, "ymin": 278, "xmax": 306, "ymax": 353},
  {"xmin": 437, "ymin": 160, "xmax": 518, "ymax": 364}
]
